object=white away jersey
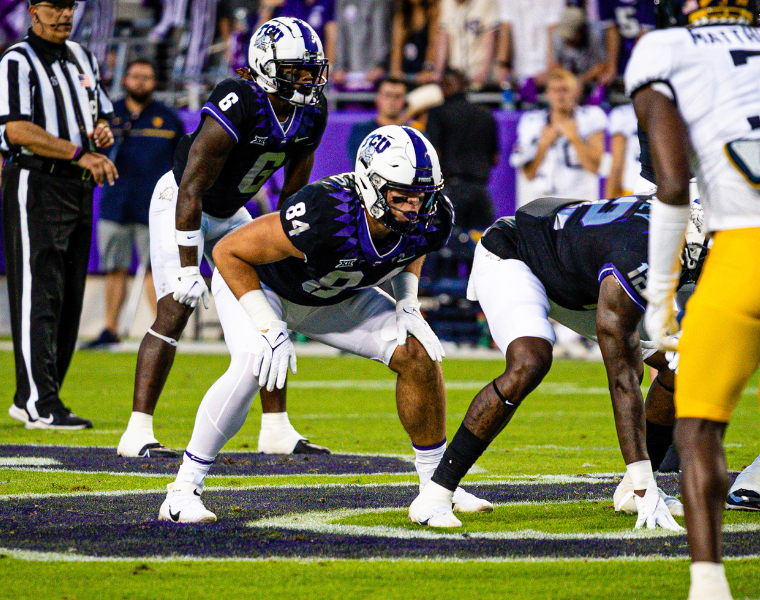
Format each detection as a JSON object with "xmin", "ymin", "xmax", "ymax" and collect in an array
[
  {"xmin": 510, "ymin": 105, "xmax": 607, "ymax": 200},
  {"xmin": 625, "ymin": 25, "xmax": 760, "ymax": 233},
  {"xmin": 608, "ymin": 103, "xmax": 641, "ymax": 193}
]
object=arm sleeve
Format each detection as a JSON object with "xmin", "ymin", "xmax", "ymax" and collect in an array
[
  {"xmin": 200, "ymin": 79, "xmax": 248, "ymax": 144},
  {"xmin": 599, "ymin": 252, "xmax": 647, "ymax": 312},
  {"xmin": 279, "ymin": 183, "xmax": 336, "ymax": 258},
  {"xmin": 0, "ymin": 51, "xmax": 33, "ymax": 124},
  {"xmin": 624, "ymin": 32, "xmax": 675, "ymax": 99}
]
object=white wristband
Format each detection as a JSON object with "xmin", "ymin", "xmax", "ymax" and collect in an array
[
  {"xmin": 646, "ymin": 199, "xmax": 689, "ymax": 300},
  {"xmin": 239, "ymin": 289, "xmax": 280, "ymax": 331},
  {"xmin": 391, "ymin": 271, "xmax": 419, "ymax": 303},
  {"xmin": 626, "ymin": 459, "xmax": 654, "ymax": 490},
  {"xmin": 176, "ymin": 229, "xmax": 202, "ymax": 247}
]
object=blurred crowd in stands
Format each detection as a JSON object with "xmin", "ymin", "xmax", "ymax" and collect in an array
[
  {"xmin": 1, "ymin": 0, "xmax": 653, "ymax": 351},
  {"xmin": 1, "ymin": 0, "xmax": 651, "ymax": 110}
]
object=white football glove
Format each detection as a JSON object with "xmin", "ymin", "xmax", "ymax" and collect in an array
[
  {"xmin": 253, "ymin": 320, "xmax": 297, "ymax": 392},
  {"xmin": 634, "ymin": 481, "xmax": 684, "ymax": 531},
  {"xmin": 173, "ymin": 266, "xmax": 209, "ymax": 309},
  {"xmin": 395, "ymin": 298, "xmax": 445, "ymax": 362},
  {"xmin": 643, "ymin": 295, "xmax": 680, "ymax": 352}
]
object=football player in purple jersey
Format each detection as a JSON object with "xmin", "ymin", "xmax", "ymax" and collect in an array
[{"xmin": 117, "ymin": 18, "xmax": 330, "ymax": 459}]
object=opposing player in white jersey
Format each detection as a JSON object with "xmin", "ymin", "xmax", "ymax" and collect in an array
[
  {"xmin": 626, "ymin": 1, "xmax": 760, "ymax": 598},
  {"xmin": 510, "ymin": 69, "xmax": 607, "ymax": 203}
]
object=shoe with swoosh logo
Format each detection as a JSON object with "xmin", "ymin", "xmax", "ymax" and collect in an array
[
  {"xmin": 158, "ymin": 481, "xmax": 217, "ymax": 523},
  {"xmin": 26, "ymin": 406, "xmax": 93, "ymax": 430}
]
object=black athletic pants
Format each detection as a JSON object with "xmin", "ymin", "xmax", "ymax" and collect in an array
[{"xmin": 2, "ymin": 163, "xmax": 94, "ymax": 418}]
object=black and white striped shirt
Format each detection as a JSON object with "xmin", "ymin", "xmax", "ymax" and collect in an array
[{"xmin": 0, "ymin": 28, "xmax": 113, "ymax": 156}]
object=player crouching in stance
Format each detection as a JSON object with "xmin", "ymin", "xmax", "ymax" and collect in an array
[
  {"xmin": 409, "ymin": 194, "xmax": 705, "ymax": 528},
  {"xmin": 158, "ymin": 125, "xmax": 493, "ymax": 522}
]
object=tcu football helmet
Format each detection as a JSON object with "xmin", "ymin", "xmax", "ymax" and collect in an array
[
  {"xmin": 248, "ymin": 17, "xmax": 328, "ymax": 106},
  {"xmin": 655, "ymin": 0, "xmax": 756, "ymax": 28},
  {"xmin": 354, "ymin": 125, "xmax": 444, "ymax": 235}
]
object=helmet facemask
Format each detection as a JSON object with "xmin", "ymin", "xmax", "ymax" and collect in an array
[
  {"xmin": 378, "ymin": 180, "xmax": 440, "ymax": 235},
  {"xmin": 270, "ymin": 57, "xmax": 328, "ymax": 107}
]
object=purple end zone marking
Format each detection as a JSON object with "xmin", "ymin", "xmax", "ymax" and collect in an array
[
  {"xmin": 0, "ymin": 445, "xmax": 415, "ymax": 476},
  {"xmin": 0, "ymin": 446, "xmax": 754, "ymax": 561},
  {"xmin": 0, "ymin": 477, "xmax": 755, "ymax": 560},
  {"xmin": 0, "ymin": 474, "xmax": 755, "ymax": 561}
]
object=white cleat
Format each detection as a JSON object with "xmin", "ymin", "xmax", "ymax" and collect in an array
[
  {"xmin": 726, "ymin": 454, "xmax": 760, "ymax": 511},
  {"xmin": 257, "ymin": 426, "xmax": 330, "ymax": 455},
  {"xmin": 613, "ymin": 472, "xmax": 682, "ymax": 517},
  {"xmin": 8, "ymin": 404, "xmax": 29, "ymax": 424},
  {"xmin": 118, "ymin": 430, "xmax": 179, "ymax": 458},
  {"xmin": 158, "ymin": 481, "xmax": 217, "ymax": 523},
  {"xmin": 452, "ymin": 487, "xmax": 494, "ymax": 513},
  {"xmin": 408, "ymin": 481, "xmax": 462, "ymax": 528}
]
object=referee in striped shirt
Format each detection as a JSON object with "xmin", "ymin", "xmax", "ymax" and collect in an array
[{"xmin": 1, "ymin": 0, "xmax": 117, "ymax": 429}]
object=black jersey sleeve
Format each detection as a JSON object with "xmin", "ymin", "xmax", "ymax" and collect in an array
[
  {"xmin": 279, "ymin": 180, "xmax": 340, "ymax": 257},
  {"xmin": 200, "ymin": 79, "xmax": 249, "ymax": 144}
]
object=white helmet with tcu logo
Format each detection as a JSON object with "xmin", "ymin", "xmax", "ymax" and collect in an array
[
  {"xmin": 248, "ymin": 17, "xmax": 328, "ymax": 106},
  {"xmin": 354, "ymin": 125, "xmax": 444, "ymax": 234}
]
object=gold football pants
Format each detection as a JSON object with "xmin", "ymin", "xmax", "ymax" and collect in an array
[{"xmin": 676, "ymin": 227, "xmax": 760, "ymax": 422}]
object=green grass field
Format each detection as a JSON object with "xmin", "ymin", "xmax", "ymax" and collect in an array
[{"xmin": 1, "ymin": 350, "xmax": 759, "ymax": 600}]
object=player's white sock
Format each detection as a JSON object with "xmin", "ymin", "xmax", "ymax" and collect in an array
[
  {"xmin": 688, "ymin": 562, "xmax": 732, "ymax": 600},
  {"xmin": 258, "ymin": 412, "xmax": 304, "ymax": 453},
  {"xmin": 729, "ymin": 453, "xmax": 760, "ymax": 494},
  {"xmin": 180, "ymin": 353, "xmax": 261, "ymax": 482},
  {"xmin": 413, "ymin": 439, "xmax": 446, "ymax": 489},
  {"xmin": 176, "ymin": 449, "xmax": 215, "ymax": 487},
  {"xmin": 125, "ymin": 411, "xmax": 156, "ymax": 441}
]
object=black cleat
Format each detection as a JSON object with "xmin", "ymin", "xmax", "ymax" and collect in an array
[
  {"xmin": 293, "ymin": 439, "xmax": 331, "ymax": 455},
  {"xmin": 726, "ymin": 489, "xmax": 760, "ymax": 511},
  {"xmin": 137, "ymin": 443, "xmax": 181, "ymax": 458},
  {"xmin": 26, "ymin": 406, "xmax": 93, "ymax": 430},
  {"xmin": 81, "ymin": 329, "xmax": 120, "ymax": 350}
]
